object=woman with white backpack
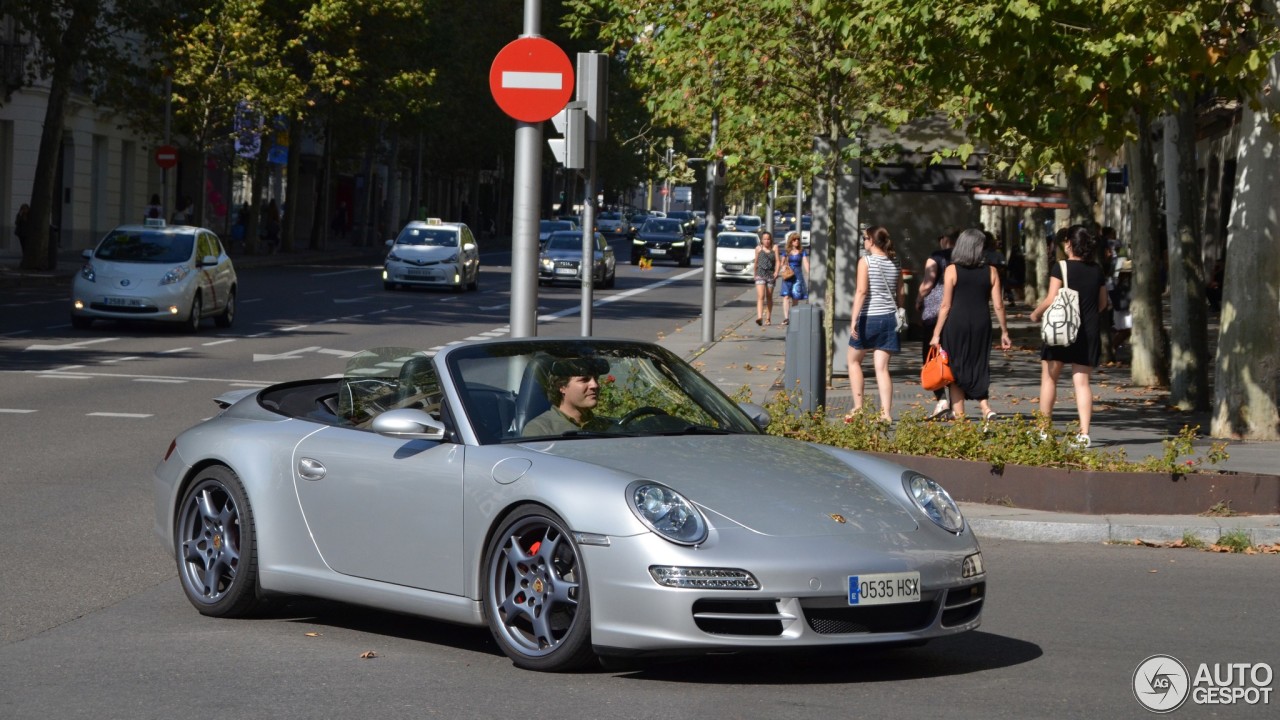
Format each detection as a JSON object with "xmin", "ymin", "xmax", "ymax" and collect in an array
[{"xmin": 1029, "ymin": 225, "xmax": 1110, "ymax": 448}]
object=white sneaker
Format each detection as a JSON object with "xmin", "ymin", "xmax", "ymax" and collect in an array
[{"xmin": 1074, "ymin": 433, "xmax": 1092, "ymax": 449}]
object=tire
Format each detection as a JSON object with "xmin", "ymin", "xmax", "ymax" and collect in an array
[
  {"xmin": 70, "ymin": 315, "xmax": 93, "ymax": 330},
  {"xmin": 605, "ymin": 268, "xmax": 616, "ymax": 289},
  {"xmin": 184, "ymin": 294, "xmax": 202, "ymax": 333},
  {"xmin": 484, "ymin": 505, "xmax": 595, "ymax": 671},
  {"xmin": 174, "ymin": 466, "xmax": 262, "ymax": 618},
  {"xmin": 214, "ymin": 288, "xmax": 236, "ymax": 328},
  {"xmin": 679, "ymin": 250, "xmax": 692, "ymax": 267},
  {"xmin": 467, "ymin": 270, "xmax": 479, "ymax": 292}
]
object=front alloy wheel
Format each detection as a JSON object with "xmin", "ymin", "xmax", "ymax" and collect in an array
[
  {"xmin": 174, "ymin": 466, "xmax": 261, "ymax": 617},
  {"xmin": 484, "ymin": 505, "xmax": 594, "ymax": 671}
]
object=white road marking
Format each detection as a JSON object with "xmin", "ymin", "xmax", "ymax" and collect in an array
[
  {"xmin": 25, "ymin": 337, "xmax": 119, "ymax": 351},
  {"xmin": 100, "ymin": 356, "xmax": 141, "ymax": 364},
  {"xmin": 254, "ymin": 345, "xmax": 321, "ymax": 362},
  {"xmin": 39, "ymin": 374, "xmax": 91, "ymax": 379},
  {"xmin": 313, "ymin": 268, "xmax": 369, "ymax": 278},
  {"xmin": 49, "ymin": 365, "xmax": 85, "ymax": 372},
  {"xmin": 0, "ymin": 408, "xmax": 37, "ymax": 414},
  {"xmin": 87, "ymin": 412, "xmax": 153, "ymax": 418},
  {"xmin": 161, "ymin": 347, "xmax": 191, "ymax": 354},
  {"xmin": 536, "ymin": 268, "xmax": 702, "ymax": 322},
  {"xmin": 202, "ymin": 339, "xmax": 236, "ymax": 346},
  {"xmin": 282, "ymin": 325, "xmax": 308, "ymax": 332},
  {"xmin": 241, "ymin": 298, "xmax": 263, "ymax": 304},
  {"xmin": 316, "ymin": 348, "xmax": 358, "ymax": 358},
  {"xmin": 134, "ymin": 378, "xmax": 186, "ymax": 384}
]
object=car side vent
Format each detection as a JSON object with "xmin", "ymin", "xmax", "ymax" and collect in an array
[
  {"xmin": 691, "ymin": 599, "xmax": 786, "ymax": 636},
  {"xmin": 940, "ymin": 582, "xmax": 985, "ymax": 627}
]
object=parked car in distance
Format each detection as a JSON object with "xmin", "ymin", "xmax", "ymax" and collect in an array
[
  {"xmin": 714, "ymin": 231, "xmax": 761, "ymax": 282},
  {"xmin": 787, "ymin": 215, "xmax": 812, "ymax": 247},
  {"xmin": 734, "ymin": 214, "xmax": 763, "ymax": 234},
  {"xmin": 383, "ymin": 219, "xmax": 480, "ymax": 292},
  {"xmin": 539, "ymin": 230, "xmax": 616, "ymax": 288},
  {"xmin": 632, "ymin": 217, "xmax": 693, "ymax": 266},
  {"xmin": 597, "ymin": 211, "xmax": 628, "ymax": 238},
  {"xmin": 70, "ymin": 219, "xmax": 237, "ymax": 332}
]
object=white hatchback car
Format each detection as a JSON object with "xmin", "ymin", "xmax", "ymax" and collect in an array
[
  {"xmin": 383, "ymin": 220, "xmax": 480, "ymax": 292},
  {"xmin": 714, "ymin": 231, "xmax": 761, "ymax": 281},
  {"xmin": 70, "ymin": 220, "xmax": 237, "ymax": 332}
]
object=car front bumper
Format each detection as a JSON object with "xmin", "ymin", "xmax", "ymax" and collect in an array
[
  {"xmin": 584, "ymin": 526, "xmax": 984, "ymax": 655},
  {"xmin": 71, "ymin": 278, "xmax": 196, "ymax": 322},
  {"xmin": 384, "ymin": 262, "xmax": 464, "ymax": 287}
]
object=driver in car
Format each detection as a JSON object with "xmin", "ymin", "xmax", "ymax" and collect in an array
[{"xmin": 522, "ymin": 357, "xmax": 615, "ymax": 436}]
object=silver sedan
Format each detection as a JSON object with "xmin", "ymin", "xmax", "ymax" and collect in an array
[{"xmin": 154, "ymin": 338, "xmax": 985, "ymax": 671}]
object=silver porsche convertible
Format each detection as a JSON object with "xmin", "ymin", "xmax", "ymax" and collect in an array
[{"xmin": 154, "ymin": 338, "xmax": 985, "ymax": 671}]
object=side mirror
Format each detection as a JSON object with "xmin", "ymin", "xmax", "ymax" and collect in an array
[
  {"xmin": 463, "ymin": 242, "xmax": 476, "ymax": 252},
  {"xmin": 199, "ymin": 255, "xmax": 218, "ymax": 267},
  {"xmin": 737, "ymin": 402, "xmax": 771, "ymax": 430},
  {"xmin": 81, "ymin": 249, "xmax": 92, "ymax": 259},
  {"xmin": 370, "ymin": 408, "xmax": 447, "ymax": 441},
  {"xmin": 385, "ymin": 239, "xmax": 395, "ymax": 248}
]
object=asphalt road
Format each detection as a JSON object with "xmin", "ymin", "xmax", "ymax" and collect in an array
[{"xmin": 1, "ymin": 249, "xmax": 1275, "ymax": 719}]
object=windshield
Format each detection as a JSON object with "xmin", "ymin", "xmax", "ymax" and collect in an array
[
  {"xmin": 736, "ymin": 216, "xmax": 762, "ymax": 228},
  {"xmin": 598, "ymin": 212, "xmax": 622, "ymax": 221},
  {"xmin": 445, "ymin": 339, "xmax": 760, "ymax": 444},
  {"xmin": 94, "ymin": 231, "xmax": 195, "ymax": 263},
  {"xmin": 545, "ymin": 234, "xmax": 599, "ymax": 252},
  {"xmin": 717, "ymin": 234, "xmax": 757, "ymax": 249},
  {"xmin": 642, "ymin": 219, "xmax": 682, "ymax": 233},
  {"xmin": 396, "ymin": 227, "xmax": 458, "ymax": 247}
]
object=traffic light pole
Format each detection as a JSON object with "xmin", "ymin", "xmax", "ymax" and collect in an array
[
  {"xmin": 701, "ymin": 109, "xmax": 720, "ymax": 344},
  {"xmin": 509, "ymin": 1, "xmax": 543, "ymax": 338}
]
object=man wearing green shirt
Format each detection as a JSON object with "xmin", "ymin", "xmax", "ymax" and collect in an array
[{"xmin": 521, "ymin": 357, "xmax": 614, "ymax": 437}]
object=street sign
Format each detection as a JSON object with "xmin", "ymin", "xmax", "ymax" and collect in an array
[
  {"xmin": 489, "ymin": 37, "xmax": 574, "ymax": 123},
  {"xmin": 154, "ymin": 145, "xmax": 178, "ymax": 170}
]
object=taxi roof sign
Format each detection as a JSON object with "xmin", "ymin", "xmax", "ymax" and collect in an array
[{"xmin": 144, "ymin": 218, "xmax": 167, "ymax": 228}]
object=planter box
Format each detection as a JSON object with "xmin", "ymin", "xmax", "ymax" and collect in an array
[{"xmin": 868, "ymin": 452, "xmax": 1280, "ymax": 515}]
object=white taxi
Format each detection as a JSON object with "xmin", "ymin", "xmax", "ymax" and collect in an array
[
  {"xmin": 383, "ymin": 219, "xmax": 480, "ymax": 292},
  {"xmin": 70, "ymin": 219, "xmax": 237, "ymax": 332}
]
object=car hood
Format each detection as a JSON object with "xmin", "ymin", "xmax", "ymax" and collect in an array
[
  {"xmin": 716, "ymin": 247, "xmax": 756, "ymax": 263},
  {"xmin": 388, "ymin": 245, "xmax": 457, "ymax": 262},
  {"xmin": 637, "ymin": 231, "xmax": 685, "ymax": 242},
  {"xmin": 526, "ymin": 435, "xmax": 917, "ymax": 536}
]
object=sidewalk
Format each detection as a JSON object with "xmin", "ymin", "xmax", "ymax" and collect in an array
[{"xmin": 657, "ymin": 286, "xmax": 1280, "ymax": 546}]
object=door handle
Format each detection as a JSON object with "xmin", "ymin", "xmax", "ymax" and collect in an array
[{"xmin": 298, "ymin": 457, "xmax": 327, "ymax": 481}]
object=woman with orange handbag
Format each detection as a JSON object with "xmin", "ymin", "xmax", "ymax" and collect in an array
[{"xmin": 930, "ymin": 229, "xmax": 1011, "ymax": 421}]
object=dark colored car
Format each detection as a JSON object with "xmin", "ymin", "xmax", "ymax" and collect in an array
[
  {"xmin": 538, "ymin": 230, "xmax": 616, "ymax": 288},
  {"xmin": 632, "ymin": 218, "xmax": 693, "ymax": 266}
]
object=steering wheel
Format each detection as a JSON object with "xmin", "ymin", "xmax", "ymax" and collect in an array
[{"xmin": 617, "ymin": 405, "xmax": 670, "ymax": 427}]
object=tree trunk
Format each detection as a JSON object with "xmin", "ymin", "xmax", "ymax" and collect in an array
[
  {"xmin": 23, "ymin": 5, "xmax": 101, "ymax": 271},
  {"xmin": 1021, "ymin": 207, "xmax": 1042, "ymax": 308},
  {"xmin": 282, "ymin": 117, "xmax": 302, "ymax": 253},
  {"xmin": 1067, "ymin": 163, "xmax": 1094, "ymax": 226},
  {"xmin": 1125, "ymin": 109, "xmax": 1169, "ymax": 387},
  {"xmin": 1212, "ymin": 52, "xmax": 1280, "ymax": 439},
  {"xmin": 1163, "ymin": 100, "xmax": 1211, "ymax": 411}
]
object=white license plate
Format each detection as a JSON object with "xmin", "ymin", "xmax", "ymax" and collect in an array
[
  {"xmin": 848, "ymin": 572, "xmax": 920, "ymax": 606},
  {"xmin": 406, "ymin": 268, "xmax": 438, "ymax": 278},
  {"xmin": 725, "ymin": 264, "xmax": 745, "ymax": 271},
  {"xmin": 555, "ymin": 267, "xmax": 576, "ymax": 275},
  {"xmin": 103, "ymin": 297, "xmax": 143, "ymax": 307},
  {"xmin": 649, "ymin": 248, "xmax": 666, "ymax": 256}
]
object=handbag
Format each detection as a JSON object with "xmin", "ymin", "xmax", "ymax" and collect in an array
[
  {"xmin": 877, "ymin": 259, "xmax": 906, "ymax": 333},
  {"xmin": 1041, "ymin": 260, "xmax": 1081, "ymax": 346},
  {"xmin": 921, "ymin": 345, "xmax": 954, "ymax": 391},
  {"xmin": 780, "ymin": 262, "xmax": 795, "ymax": 280}
]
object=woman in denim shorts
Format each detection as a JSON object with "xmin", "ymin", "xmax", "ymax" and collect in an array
[{"xmin": 847, "ymin": 226, "xmax": 903, "ymax": 423}]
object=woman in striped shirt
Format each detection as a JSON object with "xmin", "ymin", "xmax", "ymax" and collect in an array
[{"xmin": 846, "ymin": 226, "xmax": 903, "ymax": 423}]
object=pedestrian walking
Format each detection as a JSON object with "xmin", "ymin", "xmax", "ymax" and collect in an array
[
  {"xmin": 930, "ymin": 228, "xmax": 1012, "ymax": 421},
  {"xmin": 171, "ymin": 195, "xmax": 194, "ymax": 225},
  {"xmin": 13, "ymin": 203, "xmax": 31, "ymax": 253},
  {"xmin": 846, "ymin": 226, "xmax": 902, "ymax": 424},
  {"xmin": 779, "ymin": 231, "xmax": 809, "ymax": 325},
  {"xmin": 915, "ymin": 229, "xmax": 956, "ymax": 418},
  {"xmin": 261, "ymin": 199, "xmax": 281, "ymax": 253},
  {"xmin": 753, "ymin": 231, "xmax": 780, "ymax": 326},
  {"xmin": 1029, "ymin": 224, "xmax": 1110, "ymax": 448},
  {"xmin": 144, "ymin": 194, "xmax": 163, "ymax": 221}
]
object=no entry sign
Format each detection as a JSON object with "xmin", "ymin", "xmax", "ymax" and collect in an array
[
  {"xmin": 154, "ymin": 145, "xmax": 178, "ymax": 170},
  {"xmin": 489, "ymin": 37, "xmax": 574, "ymax": 123}
]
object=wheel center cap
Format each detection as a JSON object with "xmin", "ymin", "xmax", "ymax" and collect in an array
[{"xmin": 532, "ymin": 578, "xmax": 545, "ymax": 594}]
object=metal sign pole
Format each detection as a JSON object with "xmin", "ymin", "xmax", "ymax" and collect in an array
[
  {"xmin": 700, "ymin": 108, "xmax": 720, "ymax": 344},
  {"xmin": 509, "ymin": 0, "xmax": 543, "ymax": 338}
]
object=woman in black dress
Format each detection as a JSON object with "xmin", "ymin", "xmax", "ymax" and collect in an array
[
  {"xmin": 1029, "ymin": 225, "xmax": 1110, "ymax": 448},
  {"xmin": 930, "ymin": 228, "xmax": 1011, "ymax": 420}
]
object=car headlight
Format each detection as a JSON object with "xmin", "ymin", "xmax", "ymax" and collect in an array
[
  {"xmin": 902, "ymin": 472, "xmax": 964, "ymax": 533},
  {"xmin": 628, "ymin": 481, "xmax": 707, "ymax": 545},
  {"xmin": 540, "ymin": 257, "xmax": 553, "ymax": 269},
  {"xmin": 80, "ymin": 263, "xmax": 96, "ymax": 282},
  {"xmin": 160, "ymin": 265, "xmax": 191, "ymax": 286},
  {"xmin": 671, "ymin": 241, "xmax": 685, "ymax": 247},
  {"xmin": 386, "ymin": 251, "xmax": 402, "ymax": 263},
  {"xmin": 444, "ymin": 253, "xmax": 458, "ymax": 263}
]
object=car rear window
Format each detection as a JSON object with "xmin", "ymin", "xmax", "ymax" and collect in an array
[{"xmin": 95, "ymin": 232, "xmax": 195, "ymax": 263}]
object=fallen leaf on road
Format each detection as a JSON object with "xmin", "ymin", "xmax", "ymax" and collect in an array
[
  {"xmin": 359, "ymin": 651, "xmax": 378, "ymax": 659},
  {"xmin": 304, "ymin": 632, "xmax": 322, "ymax": 637}
]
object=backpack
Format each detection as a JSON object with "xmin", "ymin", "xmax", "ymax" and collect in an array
[{"xmin": 1041, "ymin": 260, "xmax": 1080, "ymax": 346}]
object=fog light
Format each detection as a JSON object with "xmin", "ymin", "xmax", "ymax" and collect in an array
[
  {"xmin": 73, "ymin": 300, "xmax": 84, "ymax": 310},
  {"xmin": 168, "ymin": 305, "xmax": 180, "ymax": 315},
  {"xmin": 962, "ymin": 552, "xmax": 984, "ymax": 578},
  {"xmin": 382, "ymin": 269, "xmax": 388, "ymax": 280},
  {"xmin": 649, "ymin": 566, "xmax": 759, "ymax": 590}
]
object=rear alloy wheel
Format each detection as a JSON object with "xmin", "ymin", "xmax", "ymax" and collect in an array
[
  {"xmin": 185, "ymin": 295, "xmax": 202, "ymax": 333},
  {"xmin": 174, "ymin": 466, "xmax": 262, "ymax": 617},
  {"xmin": 484, "ymin": 505, "xmax": 594, "ymax": 671},
  {"xmin": 214, "ymin": 289, "xmax": 235, "ymax": 328},
  {"xmin": 467, "ymin": 269, "xmax": 479, "ymax": 292}
]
